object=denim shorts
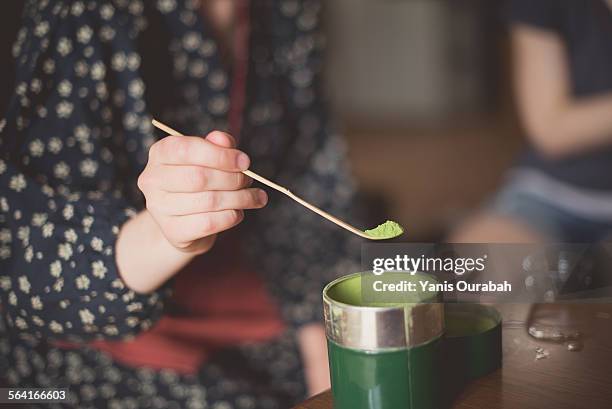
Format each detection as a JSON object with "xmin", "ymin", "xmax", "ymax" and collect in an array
[{"xmin": 490, "ymin": 170, "xmax": 612, "ymax": 242}]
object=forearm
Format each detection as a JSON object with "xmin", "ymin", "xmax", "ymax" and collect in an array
[
  {"xmin": 1, "ymin": 161, "xmax": 170, "ymax": 340},
  {"xmin": 512, "ymin": 26, "xmax": 612, "ymax": 158},
  {"xmin": 115, "ymin": 210, "xmax": 211, "ymax": 294},
  {"xmin": 526, "ymin": 93, "xmax": 612, "ymax": 158}
]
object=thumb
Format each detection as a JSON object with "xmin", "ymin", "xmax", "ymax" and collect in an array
[{"xmin": 206, "ymin": 131, "xmax": 236, "ymax": 148}]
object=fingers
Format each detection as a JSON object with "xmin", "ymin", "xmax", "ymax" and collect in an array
[
  {"xmin": 142, "ymin": 165, "xmax": 252, "ymax": 192},
  {"xmin": 153, "ymin": 189, "xmax": 268, "ymax": 216},
  {"xmin": 140, "ymin": 130, "xmax": 260, "ymax": 253},
  {"xmin": 150, "ymin": 134, "xmax": 249, "ymax": 171},
  {"xmin": 164, "ymin": 210, "xmax": 245, "ymax": 246}
]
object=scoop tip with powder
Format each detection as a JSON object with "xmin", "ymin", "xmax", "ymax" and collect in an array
[{"xmin": 364, "ymin": 220, "xmax": 404, "ymax": 240}]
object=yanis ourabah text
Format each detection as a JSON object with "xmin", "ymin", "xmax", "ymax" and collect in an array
[{"xmin": 372, "ymin": 280, "xmax": 512, "ymax": 293}]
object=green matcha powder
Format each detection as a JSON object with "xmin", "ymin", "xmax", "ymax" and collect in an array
[{"xmin": 364, "ymin": 220, "xmax": 404, "ymax": 240}]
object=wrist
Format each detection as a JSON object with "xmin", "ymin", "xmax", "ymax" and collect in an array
[{"xmin": 116, "ymin": 210, "xmax": 200, "ymax": 293}]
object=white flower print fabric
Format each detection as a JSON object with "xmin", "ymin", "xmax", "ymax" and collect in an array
[
  {"xmin": 0, "ymin": 0, "xmax": 361, "ymax": 406},
  {"xmin": 0, "ymin": 0, "xmax": 172, "ymax": 343}
]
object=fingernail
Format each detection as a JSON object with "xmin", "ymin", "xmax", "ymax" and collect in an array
[
  {"xmin": 258, "ymin": 190, "xmax": 268, "ymax": 205},
  {"xmin": 237, "ymin": 153, "xmax": 250, "ymax": 170}
]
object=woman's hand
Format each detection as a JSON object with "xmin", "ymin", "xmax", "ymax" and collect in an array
[
  {"xmin": 116, "ymin": 131, "xmax": 267, "ymax": 294},
  {"xmin": 137, "ymin": 131, "xmax": 267, "ymax": 254}
]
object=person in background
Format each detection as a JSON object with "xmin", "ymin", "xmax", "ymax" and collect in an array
[
  {"xmin": 0, "ymin": 1, "xmax": 361, "ymax": 407},
  {"xmin": 451, "ymin": 0, "xmax": 612, "ymax": 243}
]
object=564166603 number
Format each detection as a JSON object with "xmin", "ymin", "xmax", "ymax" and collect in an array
[{"xmin": 1, "ymin": 388, "xmax": 68, "ymax": 403}]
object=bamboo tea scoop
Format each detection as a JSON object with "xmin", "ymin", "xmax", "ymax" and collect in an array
[{"xmin": 152, "ymin": 119, "xmax": 404, "ymax": 240}]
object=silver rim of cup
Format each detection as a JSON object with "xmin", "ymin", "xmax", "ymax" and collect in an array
[{"xmin": 323, "ymin": 272, "xmax": 445, "ymax": 351}]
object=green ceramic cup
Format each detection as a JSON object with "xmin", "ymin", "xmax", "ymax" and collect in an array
[
  {"xmin": 442, "ymin": 303, "xmax": 502, "ymax": 405},
  {"xmin": 323, "ymin": 273, "xmax": 444, "ymax": 409}
]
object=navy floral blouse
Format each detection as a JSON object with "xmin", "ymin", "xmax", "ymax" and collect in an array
[{"xmin": 0, "ymin": 0, "xmax": 360, "ymax": 347}]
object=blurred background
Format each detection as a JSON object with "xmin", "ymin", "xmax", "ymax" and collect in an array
[{"xmin": 324, "ymin": 0, "xmax": 522, "ymax": 240}]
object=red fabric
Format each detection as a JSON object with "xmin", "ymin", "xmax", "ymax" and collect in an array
[{"xmin": 88, "ymin": 248, "xmax": 285, "ymax": 374}]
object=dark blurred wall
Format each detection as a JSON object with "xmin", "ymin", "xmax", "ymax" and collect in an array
[
  {"xmin": 324, "ymin": 0, "xmax": 523, "ymax": 240},
  {"xmin": 326, "ymin": 0, "xmax": 503, "ymax": 128}
]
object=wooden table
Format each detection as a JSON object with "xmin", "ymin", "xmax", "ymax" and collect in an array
[{"xmin": 294, "ymin": 303, "xmax": 612, "ymax": 409}]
